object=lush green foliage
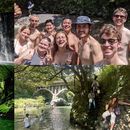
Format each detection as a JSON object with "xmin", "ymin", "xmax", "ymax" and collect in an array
[
  {"xmin": 0, "ymin": 65, "xmax": 14, "ymax": 120},
  {"xmin": 16, "ymin": 0, "xmax": 130, "ymax": 19},
  {"xmin": 0, "ymin": 0, "xmax": 14, "ymax": 12},
  {"xmin": 0, "ymin": 119, "xmax": 14, "ymax": 130},
  {"xmin": 15, "ymin": 96, "xmax": 45, "ymax": 108}
]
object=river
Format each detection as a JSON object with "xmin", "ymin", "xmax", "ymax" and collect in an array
[{"xmin": 15, "ymin": 106, "xmax": 82, "ymax": 130}]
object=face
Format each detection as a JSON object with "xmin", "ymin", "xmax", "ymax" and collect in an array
[
  {"xmin": 113, "ymin": 11, "xmax": 127, "ymax": 27},
  {"xmin": 56, "ymin": 32, "xmax": 67, "ymax": 48},
  {"xmin": 45, "ymin": 22, "xmax": 55, "ymax": 33},
  {"xmin": 29, "ymin": 16, "xmax": 39, "ymax": 28},
  {"xmin": 76, "ymin": 24, "xmax": 90, "ymax": 38},
  {"xmin": 101, "ymin": 33, "xmax": 120, "ymax": 59},
  {"xmin": 20, "ymin": 28, "xmax": 30, "ymax": 41},
  {"xmin": 62, "ymin": 19, "xmax": 72, "ymax": 32},
  {"xmin": 112, "ymin": 98, "xmax": 117, "ymax": 103},
  {"xmin": 38, "ymin": 39, "xmax": 50, "ymax": 53}
]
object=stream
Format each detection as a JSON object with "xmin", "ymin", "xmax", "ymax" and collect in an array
[{"xmin": 15, "ymin": 106, "xmax": 82, "ymax": 130}]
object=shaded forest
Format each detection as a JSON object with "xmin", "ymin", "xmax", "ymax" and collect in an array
[{"xmin": 0, "ymin": 65, "xmax": 14, "ymax": 119}]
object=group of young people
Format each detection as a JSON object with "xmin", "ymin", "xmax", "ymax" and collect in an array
[{"xmin": 14, "ymin": 6, "xmax": 130, "ymax": 65}]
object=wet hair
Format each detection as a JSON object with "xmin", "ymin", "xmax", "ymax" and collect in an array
[
  {"xmin": 45, "ymin": 19, "xmax": 54, "ymax": 25},
  {"xmin": 100, "ymin": 24, "xmax": 122, "ymax": 42},
  {"xmin": 107, "ymin": 97, "xmax": 118, "ymax": 109},
  {"xmin": 62, "ymin": 17, "xmax": 73, "ymax": 30},
  {"xmin": 39, "ymin": 35, "xmax": 51, "ymax": 46},
  {"xmin": 62, "ymin": 17, "xmax": 72, "ymax": 23},
  {"xmin": 53, "ymin": 31, "xmax": 69, "ymax": 56},
  {"xmin": 26, "ymin": 113, "xmax": 29, "ymax": 117},
  {"xmin": 113, "ymin": 7, "xmax": 128, "ymax": 18}
]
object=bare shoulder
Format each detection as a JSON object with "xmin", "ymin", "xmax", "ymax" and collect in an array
[
  {"xmin": 35, "ymin": 29, "xmax": 40, "ymax": 34},
  {"xmin": 70, "ymin": 32, "xmax": 79, "ymax": 40},
  {"xmin": 123, "ymin": 27, "xmax": 130, "ymax": 36},
  {"xmin": 89, "ymin": 35, "xmax": 100, "ymax": 47},
  {"xmin": 68, "ymin": 32, "xmax": 79, "ymax": 46},
  {"xmin": 117, "ymin": 59, "xmax": 127, "ymax": 65}
]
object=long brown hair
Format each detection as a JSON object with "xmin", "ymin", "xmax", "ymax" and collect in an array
[{"xmin": 53, "ymin": 31, "xmax": 70, "ymax": 57}]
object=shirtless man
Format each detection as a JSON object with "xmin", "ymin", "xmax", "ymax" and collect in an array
[
  {"xmin": 112, "ymin": 8, "xmax": 130, "ymax": 64},
  {"xmin": 99, "ymin": 24, "xmax": 125, "ymax": 65},
  {"xmin": 28, "ymin": 15, "xmax": 41, "ymax": 48},
  {"xmin": 62, "ymin": 17, "xmax": 79, "ymax": 53},
  {"xmin": 42, "ymin": 19, "xmax": 57, "ymax": 48},
  {"xmin": 75, "ymin": 16, "xmax": 103, "ymax": 64}
]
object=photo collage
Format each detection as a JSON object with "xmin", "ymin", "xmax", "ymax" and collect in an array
[{"xmin": 0, "ymin": 0, "xmax": 130, "ymax": 130}]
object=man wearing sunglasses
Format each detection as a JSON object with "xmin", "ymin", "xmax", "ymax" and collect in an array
[
  {"xmin": 112, "ymin": 8, "xmax": 130, "ymax": 64},
  {"xmin": 98, "ymin": 24, "xmax": 125, "ymax": 65}
]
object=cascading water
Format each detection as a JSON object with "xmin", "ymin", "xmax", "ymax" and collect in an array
[{"xmin": 0, "ymin": 13, "xmax": 14, "ymax": 64}]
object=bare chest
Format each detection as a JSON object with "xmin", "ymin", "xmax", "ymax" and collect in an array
[{"xmin": 79, "ymin": 43, "xmax": 92, "ymax": 63}]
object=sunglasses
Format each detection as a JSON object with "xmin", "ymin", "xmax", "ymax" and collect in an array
[
  {"xmin": 114, "ymin": 15, "xmax": 126, "ymax": 19},
  {"xmin": 100, "ymin": 38, "xmax": 118, "ymax": 45}
]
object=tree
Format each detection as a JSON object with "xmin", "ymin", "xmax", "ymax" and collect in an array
[{"xmin": 0, "ymin": 65, "xmax": 14, "ymax": 120}]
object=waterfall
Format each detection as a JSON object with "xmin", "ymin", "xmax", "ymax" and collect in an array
[{"xmin": 0, "ymin": 13, "xmax": 14, "ymax": 64}]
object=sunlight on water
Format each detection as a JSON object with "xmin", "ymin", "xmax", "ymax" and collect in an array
[{"xmin": 15, "ymin": 106, "xmax": 82, "ymax": 130}]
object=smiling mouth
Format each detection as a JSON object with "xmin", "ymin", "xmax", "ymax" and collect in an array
[
  {"xmin": 104, "ymin": 50, "xmax": 112, "ymax": 54},
  {"xmin": 59, "ymin": 42, "xmax": 64, "ymax": 45},
  {"xmin": 64, "ymin": 26, "xmax": 70, "ymax": 29}
]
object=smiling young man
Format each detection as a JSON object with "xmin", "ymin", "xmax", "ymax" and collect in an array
[
  {"xmin": 42, "ymin": 19, "xmax": 57, "ymax": 48},
  {"xmin": 62, "ymin": 17, "xmax": 79, "ymax": 53},
  {"xmin": 28, "ymin": 15, "xmax": 41, "ymax": 47},
  {"xmin": 75, "ymin": 16, "xmax": 103, "ymax": 65},
  {"xmin": 98, "ymin": 24, "xmax": 126, "ymax": 65},
  {"xmin": 112, "ymin": 8, "xmax": 130, "ymax": 64}
]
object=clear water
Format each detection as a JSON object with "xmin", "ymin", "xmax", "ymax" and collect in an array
[{"xmin": 15, "ymin": 106, "xmax": 82, "ymax": 130}]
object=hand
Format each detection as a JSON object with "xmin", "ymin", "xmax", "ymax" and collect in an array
[
  {"xmin": 20, "ymin": 49, "xmax": 34, "ymax": 60},
  {"xmin": 14, "ymin": 3, "xmax": 22, "ymax": 17}
]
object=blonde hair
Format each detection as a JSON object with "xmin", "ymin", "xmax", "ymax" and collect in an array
[
  {"xmin": 16, "ymin": 25, "xmax": 30, "ymax": 39},
  {"xmin": 113, "ymin": 7, "xmax": 128, "ymax": 18},
  {"xmin": 100, "ymin": 24, "xmax": 122, "ymax": 42}
]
